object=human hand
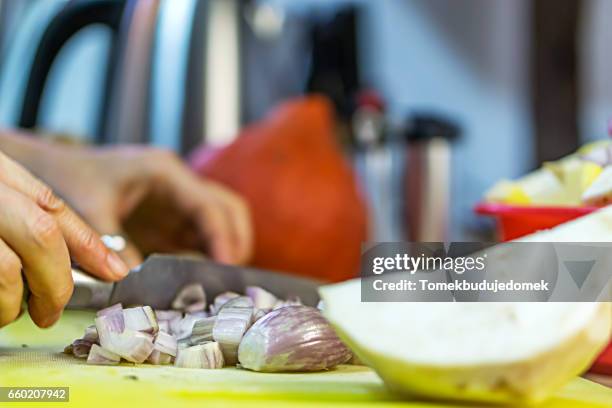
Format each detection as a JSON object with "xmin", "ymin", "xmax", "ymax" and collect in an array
[
  {"xmin": 41, "ymin": 146, "xmax": 252, "ymax": 267},
  {"xmin": 0, "ymin": 151, "xmax": 128, "ymax": 328}
]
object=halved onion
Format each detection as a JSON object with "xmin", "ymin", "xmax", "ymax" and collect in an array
[{"xmin": 238, "ymin": 306, "xmax": 352, "ymax": 372}]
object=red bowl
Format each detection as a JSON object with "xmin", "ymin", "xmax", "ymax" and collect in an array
[{"xmin": 474, "ymin": 203, "xmax": 600, "ymax": 241}]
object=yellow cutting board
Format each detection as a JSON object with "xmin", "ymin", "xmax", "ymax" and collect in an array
[{"xmin": 1, "ymin": 311, "xmax": 611, "ymax": 408}]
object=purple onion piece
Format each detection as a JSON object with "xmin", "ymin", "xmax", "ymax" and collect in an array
[
  {"xmin": 95, "ymin": 314, "xmax": 125, "ymax": 352},
  {"xmin": 174, "ymin": 342, "xmax": 224, "ymax": 369},
  {"xmin": 211, "ymin": 292, "xmax": 240, "ymax": 315},
  {"xmin": 155, "ymin": 310, "xmax": 183, "ymax": 321},
  {"xmin": 87, "ymin": 344, "xmax": 120, "ymax": 366},
  {"xmin": 187, "ymin": 310, "xmax": 208, "ymax": 319},
  {"xmin": 154, "ymin": 331, "xmax": 178, "ymax": 357},
  {"xmin": 96, "ymin": 303, "xmax": 123, "ymax": 317},
  {"xmin": 238, "ymin": 306, "xmax": 352, "ymax": 372},
  {"xmin": 101, "ymin": 329, "xmax": 154, "ymax": 363},
  {"xmin": 245, "ymin": 286, "xmax": 278, "ymax": 309},
  {"xmin": 82, "ymin": 325, "xmax": 99, "ymax": 343},
  {"xmin": 190, "ymin": 316, "xmax": 216, "ymax": 345},
  {"xmin": 148, "ymin": 349, "xmax": 173, "ymax": 365},
  {"xmin": 158, "ymin": 320, "xmax": 170, "ymax": 333},
  {"xmin": 124, "ymin": 306, "xmax": 158, "ymax": 334},
  {"xmin": 171, "ymin": 314, "xmax": 205, "ymax": 340},
  {"xmin": 72, "ymin": 339, "xmax": 93, "ymax": 358},
  {"xmin": 212, "ymin": 297, "xmax": 254, "ymax": 365}
]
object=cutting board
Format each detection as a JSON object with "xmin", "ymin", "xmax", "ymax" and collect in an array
[{"xmin": 1, "ymin": 311, "xmax": 611, "ymax": 408}]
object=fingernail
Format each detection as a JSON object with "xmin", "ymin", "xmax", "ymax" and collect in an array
[{"xmin": 106, "ymin": 252, "xmax": 129, "ymax": 278}]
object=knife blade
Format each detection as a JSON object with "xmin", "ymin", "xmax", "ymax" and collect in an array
[{"xmin": 68, "ymin": 254, "xmax": 321, "ymax": 310}]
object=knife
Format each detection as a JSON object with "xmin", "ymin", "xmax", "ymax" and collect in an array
[{"xmin": 68, "ymin": 254, "xmax": 321, "ymax": 310}]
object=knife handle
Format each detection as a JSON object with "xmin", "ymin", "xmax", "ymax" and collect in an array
[{"xmin": 67, "ymin": 267, "xmax": 114, "ymax": 310}]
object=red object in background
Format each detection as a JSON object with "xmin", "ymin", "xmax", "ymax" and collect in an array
[
  {"xmin": 474, "ymin": 202, "xmax": 611, "ymax": 374},
  {"xmin": 591, "ymin": 345, "xmax": 612, "ymax": 375},
  {"xmin": 190, "ymin": 96, "xmax": 369, "ymax": 282},
  {"xmin": 474, "ymin": 203, "xmax": 599, "ymax": 241}
]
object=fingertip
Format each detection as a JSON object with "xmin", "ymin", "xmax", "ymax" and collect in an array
[
  {"xmin": 212, "ymin": 239, "xmax": 234, "ymax": 264},
  {"xmin": 29, "ymin": 303, "xmax": 61, "ymax": 328}
]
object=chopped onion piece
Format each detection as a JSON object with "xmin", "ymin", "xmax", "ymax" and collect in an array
[
  {"xmin": 82, "ymin": 325, "xmax": 99, "ymax": 343},
  {"xmin": 148, "ymin": 349, "xmax": 173, "ymax": 365},
  {"xmin": 174, "ymin": 342, "xmax": 224, "ymax": 369},
  {"xmin": 190, "ymin": 316, "xmax": 216, "ymax": 345},
  {"xmin": 155, "ymin": 310, "xmax": 182, "ymax": 321},
  {"xmin": 212, "ymin": 297, "xmax": 253, "ymax": 365},
  {"xmin": 96, "ymin": 303, "xmax": 123, "ymax": 317},
  {"xmin": 158, "ymin": 320, "xmax": 170, "ymax": 333},
  {"xmin": 72, "ymin": 339, "xmax": 93, "ymax": 358},
  {"xmin": 95, "ymin": 304, "xmax": 125, "ymax": 339},
  {"xmin": 87, "ymin": 344, "xmax": 120, "ymax": 365},
  {"xmin": 187, "ymin": 311, "xmax": 208, "ymax": 319},
  {"xmin": 246, "ymin": 286, "xmax": 278, "ymax": 309},
  {"xmin": 124, "ymin": 306, "xmax": 158, "ymax": 334},
  {"xmin": 172, "ymin": 283, "xmax": 206, "ymax": 311},
  {"xmin": 171, "ymin": 314, "xmax": 205, "ymax": 340},
  {"xmin": 102, "ymin": 329, "xmax": 154, "ymax": 363},
  {"xmin": 178, "ymin": 338, "xmax": 192, "ymax": 350},
  {"xmin": 210, "ymin": 292, "xmax": 240, "ymax": 315},
  {"xmin": 95, "ymin": 314, "xmax": 124, "ymax": 351},
  {"xmin": 154, "ymin": 331, "xmax": 178, "ymax": 357}
]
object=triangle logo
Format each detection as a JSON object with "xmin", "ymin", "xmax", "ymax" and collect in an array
[{"xmin": 563, "ymin": 260, "xmax": 596, "ymax": 289}]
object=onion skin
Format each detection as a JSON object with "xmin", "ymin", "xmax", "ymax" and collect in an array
[{"xmin": 238, "ymin": 306, "xmax": 352, "ymax": 372}]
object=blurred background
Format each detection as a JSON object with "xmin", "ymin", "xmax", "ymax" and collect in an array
[{"xmin": 0, "ymin": 0, "xmax": 611, "ymax": 246}]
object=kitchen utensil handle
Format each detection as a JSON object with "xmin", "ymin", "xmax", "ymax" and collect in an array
[{"xmin": 67, "ymin": 267, "xmax": 114, "ymax": 310}]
